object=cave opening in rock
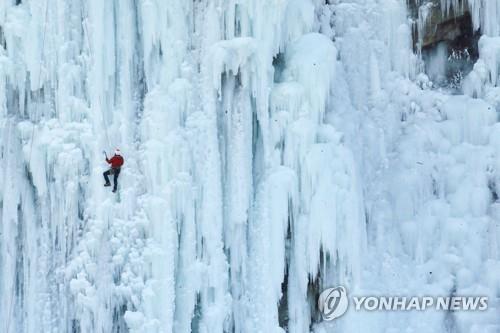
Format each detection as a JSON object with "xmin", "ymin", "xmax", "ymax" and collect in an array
[{"xmin": 412, "ymin": 2, "xmax": 481, "ymax": 89}]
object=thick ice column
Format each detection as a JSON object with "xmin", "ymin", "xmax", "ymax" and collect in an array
[
  {"xmin": 218, "ymin": 74, "xmax": 254, "ymax": 331},
  {"xmin": 86, "ymin": 0, "xmax": 117, "ymax": 149},
  {"xmin": 193, "ymin": 11, "xmax": 232, "ymax": 328},
  {"xmin": 0, "ymin": 121, "xmax": 22, "ymax": 333},
  {"xmin": 465, "ymin": 0, "xmax": 500, "ymax": 36},
  {"xmin": 439, "ymin": 0, "xmax": 500, "ymax": 37}
]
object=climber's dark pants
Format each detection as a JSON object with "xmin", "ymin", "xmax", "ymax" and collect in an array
[{"xmin": 103, "ymin": 168, "xmax": 121, "ymax": 190}]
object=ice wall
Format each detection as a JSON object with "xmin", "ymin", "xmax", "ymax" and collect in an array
[{"xmin": 0, "ymin": 0, "xmax": 498, "ymax": 333}]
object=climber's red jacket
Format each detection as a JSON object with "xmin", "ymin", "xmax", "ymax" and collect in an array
[{"xmin": 106, "ymin": 155, "xmax": 124, "ymax": 169}]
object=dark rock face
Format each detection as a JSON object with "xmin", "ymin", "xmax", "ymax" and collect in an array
[
  {"xmin": 409, "ymin": 0, "xmax": 473, "ymax": 48},
  {"xmin": 409, "ymin": 0, "xmax": 480, "ymax": 87}
]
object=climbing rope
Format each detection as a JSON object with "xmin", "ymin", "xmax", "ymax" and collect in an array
[{"xmin": 99, "ymin": 96, "xmax": 112, "ymax": 149}]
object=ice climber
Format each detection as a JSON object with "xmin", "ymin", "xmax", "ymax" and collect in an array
[{"xmin": 103, "ymin": 149, "xmax": 124, "ymax": 193}]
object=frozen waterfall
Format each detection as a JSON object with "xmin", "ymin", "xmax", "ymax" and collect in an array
[{"xmin": 0, "ymin": 0, "xmax": 499, "ymax": 332}]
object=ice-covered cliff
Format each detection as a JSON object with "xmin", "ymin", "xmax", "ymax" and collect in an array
[{"xmin": 0, "ymin": 0, "xmax": 499, "ymax": 332}]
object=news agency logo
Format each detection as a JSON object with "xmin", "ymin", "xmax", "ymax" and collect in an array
[
  {"xmin": 318, "ymin": 286, "xmax": 349, "ymax": 320},
  {"xmin": 319, "ymin": 286, "xmax": 489, "ymax": 321}
]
